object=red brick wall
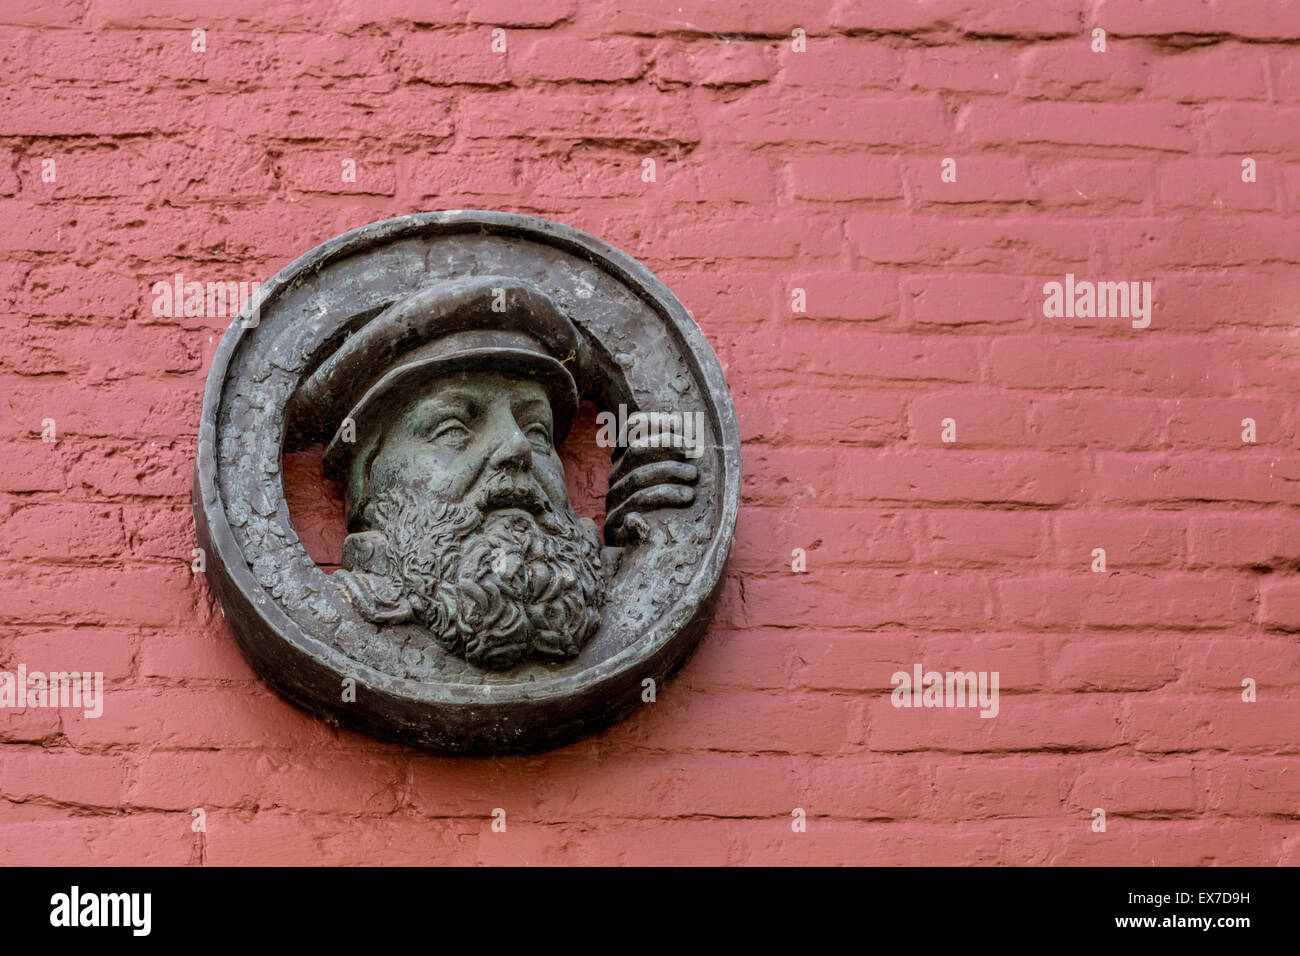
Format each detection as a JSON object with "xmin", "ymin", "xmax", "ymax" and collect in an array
[{"xmin": 2, "ymin": 0, "xmax": 1298, "ymax": 865}]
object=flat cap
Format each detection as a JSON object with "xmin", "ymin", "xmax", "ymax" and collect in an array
[{"xmin": 296, "ymin": 275, "xmax": 585, "ymax": 494}]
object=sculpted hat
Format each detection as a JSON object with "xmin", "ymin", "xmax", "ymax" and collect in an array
[{"xmin": 296, "ymin": 275, "xmax": 585, "ymax": 509}]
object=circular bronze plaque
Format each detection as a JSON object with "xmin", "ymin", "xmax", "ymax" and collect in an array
[{"xmin": 193, "ymin": 211, "xmax": 740, "ymax": 754}]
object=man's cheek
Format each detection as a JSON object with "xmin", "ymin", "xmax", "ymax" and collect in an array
[{"xmin": 536, "ymin": 458, "xmax": 570, "ymax": 501}]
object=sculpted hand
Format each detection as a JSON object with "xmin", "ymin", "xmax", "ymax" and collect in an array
[{"xmin": 604, "ymin": 411, "xmax": 700, "ymax": 546}]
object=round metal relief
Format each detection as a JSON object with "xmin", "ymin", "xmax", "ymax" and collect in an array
[{"xmin": 193, "ymin": 211, "xmax": 741, "ymax": 754}]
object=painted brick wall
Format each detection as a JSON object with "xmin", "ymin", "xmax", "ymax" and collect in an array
[{"xmin": 2, "ymin": 0, "xmax": 1298, "ymax": 866}]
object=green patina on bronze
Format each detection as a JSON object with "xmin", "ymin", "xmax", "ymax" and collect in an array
[{"xmin": 194, "ymin": 212, "xmax": 740, "ymax": 754}]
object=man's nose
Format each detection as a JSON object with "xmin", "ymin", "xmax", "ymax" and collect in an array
[{"xmin": 486, "ymin": 416, "xmax": 533, "ymax": 472}]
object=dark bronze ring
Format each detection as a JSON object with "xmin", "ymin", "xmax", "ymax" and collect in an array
[{"xmin": 193, "ymin": 211, "xmax": 740, "ymax": 754}]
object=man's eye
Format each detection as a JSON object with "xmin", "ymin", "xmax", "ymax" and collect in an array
[
  {"xmin": 525, "ymin": 423, "xmax": 551, "ymax": 448},
  {"xmin": 429, "ymin": 420, "xmax": 470, "ymax": 447}
]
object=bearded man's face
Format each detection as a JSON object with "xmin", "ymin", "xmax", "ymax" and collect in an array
[{"xmin": 347, "ymin": 371, "xmax": 605, "ymax": 670}]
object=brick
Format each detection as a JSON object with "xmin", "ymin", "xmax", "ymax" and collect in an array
[
  {"xmin": 1206, "ymin": 104, "xmax": 1300, "ymax": 154},
  {"xmin": 458, "ymin": 89, "xmax": 699, "ymax": 143},
  {"xmin": 68, "ymin": 441, "xmax": 192, "ymax": 499},
  {"xmin": 908, "ymin": 391, "xmax": 1031, "ymax": 445},
  {"xmin": 739, "ymin": 386, "xmax": 905, "ymax": 445},
  {"xmin": 416, "ymin": 752, "xmax": 805, "ymax": 820},
  {"xmin": 1125, "ymin": 698, "xmax": 1300, "ymax": 753},
  {"xmin": 989, "ymin": 337, "xmax": 1235, "ymax": 395},
  {"xmin": 1069, "ymin": 762, "xmax": 1199, "ymax": 814},
  {"xmin": 677, "ymin": 627, "xmax": 798, "ymax": 689},
  {"xmin": 0, "ymin": 322, "xmax": 202, "ymax": 375},
  {"xmin": 786, "ymin": 273, "xmax": 898, "ymax": 322},
  {"xmin": 0, "ymin": 0, "xmax": 84, "ymax": 27},
  {"xmin": 517, "ymin": 148, "xmax": 648, "ymax": 200},
  {"xmin": 1050, "ymin": 637, "xmax": 1182, "ymax": 691},
  {"xmin": 865, "ymin": 693, "xmax": 1125, "ymax": 753},
  {"xmin": 805, "ymin": 756, "xmax": 938, "ymax": 819},
  {"xmin": 60, "ymin": 686, "xmax": 341, "ymax": 750},
  {"xmin": 0, "ymin": 814, "xmax": 192, "ymax": 865},
  {"xmin": 137, "ymin": 625, "xmax": 258, "ymax": 681},
  {"xmin": 1096, "ymin": 0, "xmax": 1300, "ymax": 38},
  {"xmin": 1167, "ymin": 398, "xmax": 1293, "ymax": 447},
  {"xmin": 0, "ymin": 564, "xmax": 200, "ymax": 628},
  {"xmin": 687, "ymin": 155, "xmax": 776, "ymax": 203},
  {"xmin": 0, "ymin": 626, "xmax": 136, "ymax": 676},
  {"xmin": 332, "ymin": 0, "xmax": 460, "ymax": 27},
  {"xmin": 743, "ymin": 447, "xmax": 1085, "ymax": 506},
  {"xmin": 515, "ymin": 36, "xmax": 646, "ymax": 83},
  {"xmin": 0, "ymin": 440, "xmax": 68, "ymax": 493},
  {"xmin": 206, "ymin": 34, "xmax": 398, "ymax": 92},
  {"xmin": 848, "ymin": 215, "xmax": 1092, "ymax": 269},
  {"xmin": 1028, "ymin": 820, "xmax": 1277, "ymax": 866},
  {"xmin": 1094, "ymin": 453, "xmax": 1300, "ymax": 505},
  {"xmin": 1029, "ymin": 396, "xmax": 1166, "ymax": 449},
  {"xmin": 1029, "ymin": 158, "xmax": 1152, "ymax": 208},
  {"xmin": 465, "ymin": 0, "xmax": 574, "ymax": 27},
  {"xmin": 776, "ymin": 39, "xmax": 901, "ymax": 89},
  {"xmin": 199, "ymin": 810, "xmax": 465, "ymax": 866},
  {"xmin": 712, "ymin": 91, "xmax": 951, "ymax": 147},
  {"xmin": 0, "ymin": 501, "xmax": 126, "ymax": 561},
  {"xmin": 0, "ymin": 749, "xmax": 129, "ymax": 807},
  {"xmin": 1260, "ymin": 580, "xmax": 1300, "ymax": 631},
  {"xmin": 1151, "ymin": 44, "xmax": 1270, "ymax": 101},
  {"xmin": 731, "ymin": 507, "xmax": 914, "ymax": 571},
  {"xmin": 1187, "ymin": 514, "xmax": 1300, "ymax": 568},
  {"xmin": 921, "ymin": 510, "xmax": 1045, "ymax": 564},
  {"xmin": 1016, "ymin": 39, "xmax": 1148, "ymax": 101},
  {"xmin": 1158, "ymin": 159, "xmax": 1278, "ymax": 211},
  {"xmin": 727, "ymin": 570, "xmax": 992, "ymax": 631},
  {"xmin": 831, "ymin": 0, "xmax": 1085, "ymax": 34},
  {"xmin": 385, "ymin": 36, "xmax": 483, "ymax": 93},
  {"xmin": 602, "ymin": 1, "xmax": 830, "ymax": 35},
  {"xmin": 628, "ymin": 213, "xmax": 841, "ymax": 260},
  {"xmin": 787, "ymin": 154, "xmax": 902, "ymax": 202},
  {"xmin": 284, "ymin": 152, "xmax": 398, "ymax": 196},
  {"xmin": 1053, "ymin": 511, "xmax": 1186, "ymax": 567},
  {"xmin": 961, "ymin": 101, "xmax": 1196, "ymax": 152},
  {"xmin": 1203, "ymin": 758, "xmax": 1300, "ymax": 815},
  {"xmin": 996, "ymin": 574, "xmax": 1253, "ymax": 630},
  {"xmin": 778, "ymin": 632, "xmax": 926, "ymax": 691},
  {"xmin": 128, "ymin": 751, "xmax": 404, "ymax": 814},
  {"xmin": 903, "ymin": 45, "xmax": 1016, "ymax": 94},
  {"xmin": 604, "ymin": 687, "xmax": 859, "ymax": 754},
  {"xmin": 901, "ymin": 274, "xmax": 1031, "ymax": 325},
  {"xmin": 1095, "ymin": 216, "xmax": 1300, "ymax": 270},
  {"xmin": 0, "ymin": 375, "xmax": 201, "ymax": 441},
  {"xmin": 933, "ymin": 758, "xmax": 1070, "ymax": 818},
  {"xmin": 95, "ymin": 0, "xmax": 319, "ymax": 28},
  {"xmin": 411, "ymin": 150, "xmax": 519, "ymax": 199},
  {"xmin": 653, "ymin": 39, "xmax": 775, "ymax": 87},
  {"xmin": 13, "ymin": 144, "xmax": 161, "ymax": 201},
  {"xmin": 1270, "ymin": 48, "xmax": 1300, "ymax": 103},
  {"xmin": 903, "ymin": 156, "xmax": 1035, "ymax": 204},
  {"xmin": 1181, "ymin": 638, "xmax": 1300, "ymax": 692}
]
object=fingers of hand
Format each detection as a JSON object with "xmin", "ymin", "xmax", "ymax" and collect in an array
[{"xmin": 606, "ymin": 460, "xmax": 698, "ymax": 510}]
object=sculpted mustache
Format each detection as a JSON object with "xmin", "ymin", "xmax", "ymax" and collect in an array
[
  {"xmin": 474, "ymin": 483, "xmax": 546, "ymax": 514},
  {"xmin": 470, "ymin": 478, "xmax": 546, "ymax": 515},
  {"xmin": 468, "ymin": 476, "xmax": 570, "ymax": 536}
]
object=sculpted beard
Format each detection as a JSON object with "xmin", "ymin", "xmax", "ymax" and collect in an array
[{"xmin": 359, "ymin": 477, "xmax": 605, "ymax": 670}]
